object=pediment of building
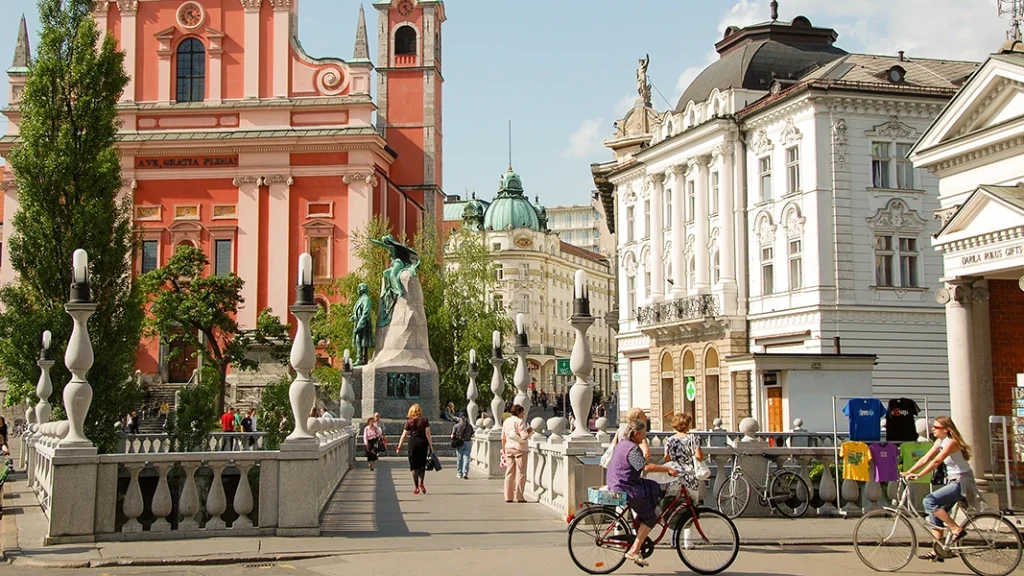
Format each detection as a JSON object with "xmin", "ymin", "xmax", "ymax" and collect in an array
[
  {"xmin": 916, "ymin": 58, "xmax": 1024, "ymax": 154},
  {"xmin": 937, "ymin": 185, "xmax": 1024, "ymax": 243}
]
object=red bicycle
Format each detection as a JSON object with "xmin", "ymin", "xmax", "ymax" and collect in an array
[{"xmin": 567, "ymin": 480, "xmax": 740, "ymax": 574}]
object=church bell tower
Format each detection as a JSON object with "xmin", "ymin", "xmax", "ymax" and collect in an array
[{"xmin": 375, "ymin": 0, "xmax": 445, "ymax": 236}]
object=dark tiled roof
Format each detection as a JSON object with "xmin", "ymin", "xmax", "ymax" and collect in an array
[{"xmin": 559, "ymin": 241, "xmax": 607, "ymax": 265}]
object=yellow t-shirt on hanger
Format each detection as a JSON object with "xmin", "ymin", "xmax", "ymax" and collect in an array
[{"xmin": 841, "ymin": 441, "xmax": 871, "ymax": 482}]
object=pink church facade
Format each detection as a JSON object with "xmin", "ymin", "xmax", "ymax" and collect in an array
[{"xmin": 0, "ymin": 0, "xmax": 446, "ymax": 382}]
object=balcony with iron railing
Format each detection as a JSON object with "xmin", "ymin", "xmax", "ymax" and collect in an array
[{"xmin": 636, "ymin": 293, "xmax": 720, "ymax": 327}]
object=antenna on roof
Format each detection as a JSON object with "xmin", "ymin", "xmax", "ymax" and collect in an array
[{"xmin": 999, "ymin": 0, "xmax": 1024, "ymax": 41}]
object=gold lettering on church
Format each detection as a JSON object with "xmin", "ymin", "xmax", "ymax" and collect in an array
[{"xmin": 136, "ymin": 156, "xmax": 239, "ymax": 169}]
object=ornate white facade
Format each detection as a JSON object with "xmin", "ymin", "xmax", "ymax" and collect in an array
[{"xmin": 595, "ymin": 13, "xmax": 979, "ymax": 431}]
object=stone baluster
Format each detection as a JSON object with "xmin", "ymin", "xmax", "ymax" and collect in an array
[
  {"xmin": 489, "ymin": 330, "xmax": 506, "ymax": 430},
  {"xmin": 547, "ymin": 416, "xmax": 567, "ymax": 444},
  {"xmin": 795, "ymin": 454, "xmax": 814, "ymax": 507},
  {"xmin": 513, "ymin": 313, "xmax": 531, "ymax": 420},
  {"xmin": 285, "ymin": 253, "xmax": 318, "ymax": 448},
  {"xmin": 818, "ymin": 457, "xmax": 838, "ymax": 516},
  {"xmin": 36, "ymin": 330, "xmax": 54, "ymax": 425},
  {"xmin": 568, "ymin": 270, "xmax": 596, "ymax": 442},
  {"xmin": 466, "ymin": 353, "xmax": 480, "ymax": 425},
  {"xmin": 205, "ymin": 461, "xmax": 228, "ymax": 530},
  {"xmin": 62, "ymin": 249, "xmax": 97, "ymax": 448},
  {"xmin": 887, "ymin": 479, "xmax": 899, "ymax": 505},
  {"xmin": 232, "ymin": 461, "xmax": 254, "ymax": 529},
  {"xmin": 841, "ymin": 477, "xmax": 861, "ymax": 516},
  {"xmin": 339, "ymin": 350, "xmax": 356, "ymax": 427},
  {"xmin": 121, "ymin": 462, "xmax": 145, "ymax": 533},
  {"xmin": 710, "ymin": 454, "xmax": 730, "ymax": 511},
  {"xmin": 179, "ymin": 462, "xmax": 201, "ymax": 531},
  {"xmin": 150, "ymin": 463, "xmax": 173, "ymax": 532},
  {"xmin": 864, "ymin": 479, "xmax": 882, "ymax": 512},
  {"xmin": 739, "ymin": 418, "xmax": 760, "ymax": 442}
]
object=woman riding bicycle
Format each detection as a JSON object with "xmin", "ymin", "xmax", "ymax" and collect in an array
[
  {"xmin": 606, "ymin": 418, "xmax": 679, "ymax": 568},
  {"xmin": 902, "ymin": 415, "xmax": 978, "ymax": 562}
]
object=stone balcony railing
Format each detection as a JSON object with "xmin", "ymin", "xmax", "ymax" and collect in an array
[
  {"xmin": 24, "ymin": 417, "xmax": 356, "ymax": 544},
  {"xmin": 119, "ymin": 432, "xmax": 269, "ymax": 454},
  {"xmin": 636, "ymin": 294, "xmax": 720, "ymax": 327}
]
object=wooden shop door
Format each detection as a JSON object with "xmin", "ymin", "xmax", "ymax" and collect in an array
[{"xmin": 767, "ymin": 386, "xmax": 783, "ymax": 432}]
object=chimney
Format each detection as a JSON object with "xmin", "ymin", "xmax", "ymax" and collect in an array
[
  {"xmin": 898, "ymin": 50, "xmax": 905, "ymax": 62},
  {"xmin": 833, "ymin": 336, "xmax": 842, "ymax": 354}
]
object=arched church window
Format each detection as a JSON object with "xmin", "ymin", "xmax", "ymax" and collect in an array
[
  {"xmin": 176, "ymin": 38, "xmax": 206, "ymax": 103},
  {"xmin": 395, "ymin": 26, "xmax": 417, "ymax": 56}
]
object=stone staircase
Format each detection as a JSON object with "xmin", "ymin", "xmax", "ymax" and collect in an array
[{"xmin": 137, "ymin": 382, "xmax": 181, "ymax": 434}]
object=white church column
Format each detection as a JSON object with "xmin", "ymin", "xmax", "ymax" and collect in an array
[
  {"xmin": 117, "ymin": 0, "xmax": 138, "ymax": 102},
  {"xmin": 717, "ymin": 146, "xmax": 735, "ymax": 284},
  {"xmin": 271, "ymin": 0, "xmax": 290, "ymax": 97},
  {"xmin": 243, "ymin": 0, "xmax": 262, "ymax": 99},
  {"xmin": 940, "ymin": 281, "xmax": 982, "ymax": 464},
  {"xmin": 670, "ymin": 165, "xmax": 686, "ymax": 296},
  {"xmin": 265, "ymin": 174, "xmax": 292, "ymax": 319},
  {"xmin": 234, "ymin": 175, "xmax": 263, "ymax": 329},
  {"xmin": 694, "ymin": 156, "xmax": 711, "ymax": 291},
  {"xmin": 649, "ymin": 174, "xmax": 665, "ymax": 302}
]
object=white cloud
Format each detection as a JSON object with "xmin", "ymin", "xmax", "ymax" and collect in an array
[
  {"xmin": 717, "ymin": 0, "xmax": 1006, "ymax": 63},
  {"xmin": 561, "ymin": 118, "xmax": 607, "ymax": 159},
  {"xmin": 613, "ymin": 94, "xmax": 636, "ymax": 116}
]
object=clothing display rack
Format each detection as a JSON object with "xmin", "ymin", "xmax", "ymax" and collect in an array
[{"xmin": 830, "ymin": 395, "xmax": 931, "ymax": 517}]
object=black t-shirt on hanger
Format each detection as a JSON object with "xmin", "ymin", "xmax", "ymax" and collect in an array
[{"xmin": 886, "ymin": 398, "xmax": 920, "ymax": 442}]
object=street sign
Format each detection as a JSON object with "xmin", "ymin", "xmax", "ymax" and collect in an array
[
  {"xmin": 685, "ymin": 377, "xmax": 697, "ymax": 402},
  {"xmin": 556, "ymin": 358, "xmax": 572, "ymax": 376},
  {"xmin": 612, "ymin": 372, "xmax": 621, "ymax": 382}
]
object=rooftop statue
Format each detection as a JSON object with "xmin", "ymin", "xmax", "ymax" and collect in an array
[
  {"xmin": 637, "ymin": 53, "xmax": 651, "ymax": 104},
  {"xmin": 370, "ymin": 234, "xmax": 421, "ymax": 327}
]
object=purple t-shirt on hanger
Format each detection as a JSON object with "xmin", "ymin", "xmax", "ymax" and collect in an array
[{"xmin": 869, "ymin": 442, "xmax": 900, "ymax": 482}]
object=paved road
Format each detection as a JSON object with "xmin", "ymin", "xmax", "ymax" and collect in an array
[{"xmin": 5, "ymin": 545, "xmax": 988, "ymax": 576}]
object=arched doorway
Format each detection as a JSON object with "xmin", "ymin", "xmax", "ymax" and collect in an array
[
  {"xmin": 660, "ymin": 352, "xmax": 675, "ymax": 431},
  {"xmin": 682, "ymin": 350, "xmax": 697, "ymax": 424},
  {"xmin": 704, "ymin": 347, "xmax": 721, "ymax": 428}
]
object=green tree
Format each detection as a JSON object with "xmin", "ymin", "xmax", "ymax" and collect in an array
[
  {"xmin": 313, "ymin": 219, "xmax": 513, "ymax": 412},
  {"xmin": 164, "ymin": 365, "xmax": 219, "ymax": 452},
  {"xmin": 139, "ymin": 246, "xmax": 290, "ymax": 415},
  {"xmin": 0, "ymin": 0, "xmax": 144, "ymax": 452},
  {"xmin": 258, "ymin": 375, "xmax": 293, "ymax": 451}
]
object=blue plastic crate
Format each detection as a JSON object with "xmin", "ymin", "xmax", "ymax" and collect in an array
[{"xmin": 588, "ymin": 486, "xmax": 627, "ymax": 506}]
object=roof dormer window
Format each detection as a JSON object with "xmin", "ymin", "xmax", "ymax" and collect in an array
[{"xmin": 886, "ymin": 65, "xmax": 906, "ymax": 84}]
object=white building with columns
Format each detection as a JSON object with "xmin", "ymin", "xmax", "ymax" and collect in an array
[
  {"xmin": 913, "ymin": 39, "xmax": 1024, "ymax": 482},
  {"xmin": 595, "ymin": 11, "xmax": 978, "ymax": 432}
]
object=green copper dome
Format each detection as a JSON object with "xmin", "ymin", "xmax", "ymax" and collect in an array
[{"xmin": 483, "ymin": 167, "xmax": 542, "ymax": 231}]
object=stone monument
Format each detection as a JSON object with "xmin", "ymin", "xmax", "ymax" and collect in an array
[{"xmin": 358, "ymin": 234, "xmax": 440, "ymax": 420}]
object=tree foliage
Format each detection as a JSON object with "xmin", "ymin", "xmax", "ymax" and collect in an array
[
  {"xmin": 258, "ymin": 375, "xmax": 293, "ymax": 451},
  {"xmin": 138, "ymin": 246, "xmax": 290, "ymax": 414},
  {"xmin": 314, "ymin": 218, "xmax": 513, "ymax": 412},
  {"xmin": 164, "ymin": 364, "xmax": 219, "ymax": 452},
  {"xmin": 0, "ymin": 0, "xmax": 144, "ymax": 452}
]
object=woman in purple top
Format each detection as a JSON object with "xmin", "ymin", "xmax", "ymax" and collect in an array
[{"xmin": 606, "ymin": 419, "xmax": 679, "ymax": 567}]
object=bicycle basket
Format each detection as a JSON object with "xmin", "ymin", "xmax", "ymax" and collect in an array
[{"xmin": 588, "ymin": 486, "xmax": 627, "ymax": 506}]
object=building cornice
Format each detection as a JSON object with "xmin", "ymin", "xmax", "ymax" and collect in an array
[
  {"xmin": 934, "ymin": 224, "xmax": 1024, "ymax": 253},
  {"xmin": 913, "ymin": 114, "xmax": 1024, "ymax": 174}
]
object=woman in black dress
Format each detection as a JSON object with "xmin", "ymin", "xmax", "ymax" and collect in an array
[{"xmin": 395, "ymin": 403, "xmax": 433, "ymax": 494}]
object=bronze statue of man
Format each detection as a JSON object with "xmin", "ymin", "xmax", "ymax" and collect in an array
[{"xmin": 350, "ymin": 282, "xmax": 374, "ymax": 365}]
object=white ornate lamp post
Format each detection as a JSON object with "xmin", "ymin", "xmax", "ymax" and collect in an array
[
  {"xmin": 36, "ymin": 330, "xmax": 54, "ymax": 425},
  {"xmin": 568, "ymin": 270, "xmax": 597, "ymax": 441},
  {"xmin": 285, "ymin": 253, "xmax": 318, "ymax": 448},
  {"xmin": 489, "ymin": 330, "xmax": 506, "ymax": 429},
  {"xmin": 466, "ymin": 349, "xmax": 479, "ymax": 425},
  {"xmin": 61, "ymin": 249, "xmax": 97, "ymax": 448},
  {"xmin": 339, "ymin": 349, "xmax": 356, "ymax": 427},
  {"xmin": 513, "ymin": 312, "xmax": 532, "ymax": 421}
]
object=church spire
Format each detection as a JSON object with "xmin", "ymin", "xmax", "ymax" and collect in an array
[
  {"xmin": 11, "ymin": 14, "xmax": 30, "ymax": 70},
  {"xmin": 352, "ymin": 4, "xmax": 370, "ymax": 62}
]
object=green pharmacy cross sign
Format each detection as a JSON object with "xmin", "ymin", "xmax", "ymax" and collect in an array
[{"xmin": 685, "ymin": 377, "xmax": 697, "ymax": 402}]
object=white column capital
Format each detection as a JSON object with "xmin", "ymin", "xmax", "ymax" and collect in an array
[
  {"xmin": 93, "ymin": 0, "xmax": 109, "ymax": 15},
  {"xmin": 269, "ymin": 0, "xmax": 291, "ymax": 10},
  {"xmin": 264, "ymin": 174, "xmax": 294, "ymax": 187},
  {"xmin": 240, "ymin": 0, "xmax": 263, "ymax": 11},
  {"xmin": 647, "ymin": 172, "xmax": 665, "ymax": 185},
  {"xmin": 233, "ymin": 175, "xmax": 264, "ymax": 187},
  {"xmin": 116, "ymin": 0, "xmax": 138, "ymax": 15},
  {"xmin": 671, "ymin": 164, "xmax": 688, "ymax": 177}
]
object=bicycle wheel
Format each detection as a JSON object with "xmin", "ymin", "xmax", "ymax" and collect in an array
[
  {"xmin": 768, "ymin": 471, "xmax": 810, "ymax": 518},
  {"xmin": 852, "ymin": 509, "xmax": 917, "ymax": 572},
  {"xmin": 567, "ymin": 507, "xmax": 632, "ymax": 575},
  {"xmin": 716, "ymin": 474, "xmax": 750, "ymax": 519},
  {"xmin": 959, "ymin": 512, "xmax": 1023, "ymax": 576},
  {"xmin": 675, "ymin": 509, "xmax": 740, "ymax": 575}
]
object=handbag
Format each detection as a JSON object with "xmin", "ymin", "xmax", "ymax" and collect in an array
[
  {"xmin": 694, "ymin": 455, "xmax": 711, "ymax": 481},
  {"xmin": 451, "ymin": 437, "xmax": 464, "ymax": 449},
  {"xmin": 600, "ymin": 442, "xmax": 615, "ymax": 469},
  {"xmin": 500, "ymin": 448, "xmax": 508, "ymax": 469}
]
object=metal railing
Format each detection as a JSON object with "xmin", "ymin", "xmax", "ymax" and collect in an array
[{"xmin": 636, "ymin": 293, "xmax": 720, "ymax": 327}]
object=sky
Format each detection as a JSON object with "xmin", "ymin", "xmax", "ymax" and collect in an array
[{"xmin": 0, "ymin": 0, "xmax": 1011, "ymax": 207}]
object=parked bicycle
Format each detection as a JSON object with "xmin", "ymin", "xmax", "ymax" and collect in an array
[
  {"xmin": 853, "ymin": 476, "xmax": 1021, "ymax": 575},
  {"xmin": 716, "ymin": 447, "xmax": 811, "ymax": 519},
  {"xmin": 567, "ymin": 476, "xmax": 739, "ymax": 574}
]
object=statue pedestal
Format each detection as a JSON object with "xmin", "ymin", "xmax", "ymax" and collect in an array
[{"xmin": 360, "ymin": 269, "xmax": 440, "ymax": 420}]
